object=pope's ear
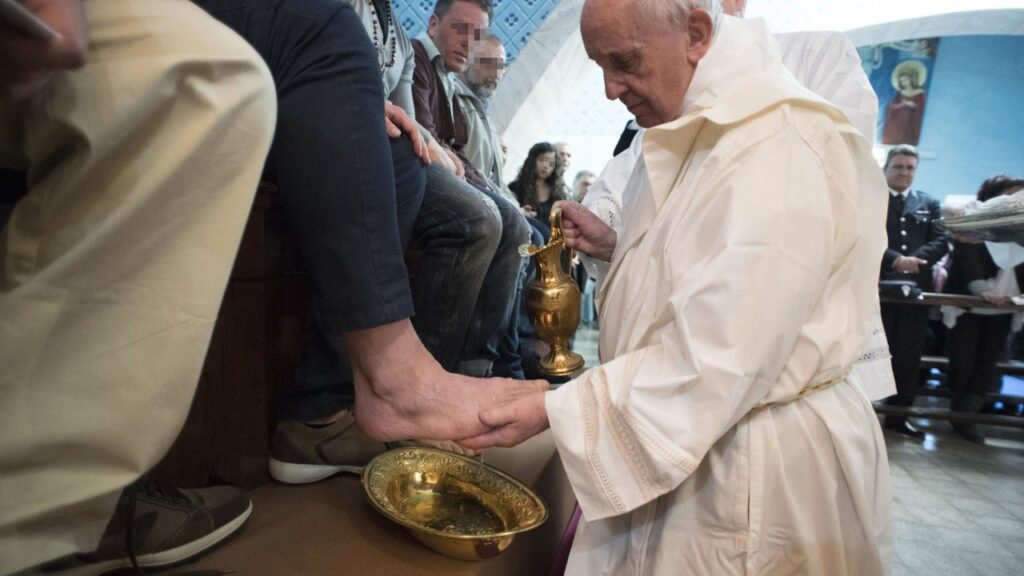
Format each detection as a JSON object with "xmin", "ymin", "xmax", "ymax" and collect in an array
[{"xmin": 686, "ymin": 9, "xmax": 714, "ymax": 65}]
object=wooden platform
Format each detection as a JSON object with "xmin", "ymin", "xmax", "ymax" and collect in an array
[{"xmin": 187, "ymin": 432, "xmax": 576, "ymax": 576}]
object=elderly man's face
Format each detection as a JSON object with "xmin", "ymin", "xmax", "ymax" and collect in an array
[
  {"xmin": 464, "ymin": 39, "xmax": 506, "ymax": 98},
  {"xmin": 884, "ymin": 154, "xmax": 917, "ymax": 192},
  {"xmin": 428, "ymin": 0, "xmax": 490, "ymax": 73},
  {"xmin": 581, "ymin": 0, "xmax": 711, "ymax": 128},
  {"xmin": 556, "ymin": 144, "xmax": 572, "ymax": 172}
]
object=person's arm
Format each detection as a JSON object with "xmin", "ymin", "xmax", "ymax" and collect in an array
[
  {"xmin": 388, "ymin": 30, "xmax": 417, "ymax": 120},
  {"xmin": 913, "ymin": 196, "xmax": 950, "ymax": 264},
  {"xmin": 0, "ymin": 0, "xmax": 86, "ymax": 101},
  {"xmin": 410, "ymin": 39, "xmax": 439, "ymax": 140},
  {"xmin": 464, "ymin": 131, "xmax": 839, "ymax": 520},
  {"xmin": 882, "ymin": 248, "xmax": 902, "ymax": 270}
]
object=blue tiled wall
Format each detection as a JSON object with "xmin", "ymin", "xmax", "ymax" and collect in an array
[{"xmin": 395, "ymin": 0, "xmax": 559, "ymax": 62}]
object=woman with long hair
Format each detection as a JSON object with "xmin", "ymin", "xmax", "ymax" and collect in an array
[{"xmin": 510, "ymin": 141, "xmax": 567, "ymax": 240}]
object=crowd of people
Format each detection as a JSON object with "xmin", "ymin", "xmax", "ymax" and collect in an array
[
  {"xmin": 1, "ymin": 0, "xmax": 1016, "ymax": 574},
  {"xmin": 878, "ymin": 142, "xmax": 1024, "ymax": 444}
]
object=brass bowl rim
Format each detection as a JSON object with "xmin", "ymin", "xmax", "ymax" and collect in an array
[{"xmin": 361, "ymin": 446, "xmax": 549, "ymax": 540}]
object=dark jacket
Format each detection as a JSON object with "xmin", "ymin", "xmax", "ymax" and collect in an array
[
  {"xmin": 881, "ymin": 189, "xmax": 949, "ymax": 291},
  {"xmin": 411, "ymin": 38, "xmax": 490, "ymax": 191},
  {"xmin": 944, "ymin": 241, "xmax": 1024, "ymax": 296}
]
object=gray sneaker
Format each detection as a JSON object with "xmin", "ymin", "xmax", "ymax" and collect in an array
[
  {"xmin": 269, "ymin": 411, "xmax": 386, "ymax": 484},
  {"xmin": 35, "ymin": 480, "xmax": 251, "ymax": 575}
]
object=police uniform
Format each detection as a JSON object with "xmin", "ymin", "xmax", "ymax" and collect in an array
[{"xmin": 879, "ymin": 188, "xmax": 949, "ymax": 411}]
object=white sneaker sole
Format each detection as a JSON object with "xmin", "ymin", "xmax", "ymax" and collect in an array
[
  {"xmin": 43, "ymin": 500, "xmax": 253, "ymax": 576},
  {"xmin": 268, "ymin": 457, "xmax": 363, "ymax": 484}
]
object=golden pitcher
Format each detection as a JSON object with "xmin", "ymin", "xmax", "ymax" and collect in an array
[{"xmin": 521, "ymin": 207, "xmax": 584, "ymax": 376}]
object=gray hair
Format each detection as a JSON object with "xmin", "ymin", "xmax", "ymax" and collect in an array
[
  {"xmin": 636, "ymin": 0, "xmax": 721, "ymax": 30},
  {"xmin": 884, "ymin": 144, "xmax": 918, "ymax": 169}
]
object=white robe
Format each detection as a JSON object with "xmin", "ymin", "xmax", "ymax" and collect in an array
[
  {"xmin": 547, "ymin": 17, "xmax": 892, "ymax": 575},
  {"xmin": 581, "ymin": 22, "xmax": 896, "ymax": 402}
]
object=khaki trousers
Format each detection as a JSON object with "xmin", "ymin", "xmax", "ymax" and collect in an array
[{"xmin": 0, "ymin": 1, "xmax": 276, "ymax": 572}]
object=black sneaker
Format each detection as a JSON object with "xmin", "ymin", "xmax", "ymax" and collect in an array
[{"xmin": 36, "ymin": 479, "xmax": 252, "ymax": 575}]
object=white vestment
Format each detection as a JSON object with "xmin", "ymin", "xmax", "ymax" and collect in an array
[
  {"xmin": 547, "ymin": 17, "xmax": 892, "ymax": 575},
  {"xmin": 582, "ymin": 22, "xmax": 896, "ymax": 401}
]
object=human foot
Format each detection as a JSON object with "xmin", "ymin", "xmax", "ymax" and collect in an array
[{"xmin": 346, "ymin": 319, "xmax": 548, "ymax": 442}]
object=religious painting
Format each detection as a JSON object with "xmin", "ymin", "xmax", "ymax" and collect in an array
[{"xmin": 858, "ymin": 38, "xmax": 940, "ymax": 146}]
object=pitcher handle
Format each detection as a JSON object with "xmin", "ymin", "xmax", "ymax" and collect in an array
[{"xmin": 549, "ymin": 206, "xmax": 575, "ymax": 270}]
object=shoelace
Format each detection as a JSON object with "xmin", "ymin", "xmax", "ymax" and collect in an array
[{"xmin": 123, "ymin": 477, "xmax": 233, "ymax": 576}]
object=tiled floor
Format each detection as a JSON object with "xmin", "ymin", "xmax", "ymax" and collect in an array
[
  {"xmin": 573, "ymin": 325, "xmax": 1024, "ymax": 575},
  {"xmin": 885, "ymin": 422, "xmax": 1024, "ymax": 576}
]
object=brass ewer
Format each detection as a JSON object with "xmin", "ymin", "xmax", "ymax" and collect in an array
[{"xmin": 521, "ymin": 207, "xmax": 585, "ymax": 376}]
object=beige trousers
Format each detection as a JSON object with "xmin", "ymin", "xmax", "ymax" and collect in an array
[{"xmin": 0, "ymin": 1, "xmax": 276, "ymax": 572}]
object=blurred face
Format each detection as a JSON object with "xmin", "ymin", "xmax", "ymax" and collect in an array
[
  {"xmin": 464, "ymin": 39, "xmax": 506, "ymax": 98},
  {"xmin": 581, "ymin": 0, "xmax": 712, "ymax": 128},
  {"xmin": 535, "ymin": 152, "xmax": 556, "ymax": 180},
  {"xmin": 884, "ymin": 154, "xmax": 917, "ymax": 192},
  {"xmin": 898, "ymin": 74, "xmax": 912, "ymax": 89},
  {"xmin": 576, "ymin": 175, "xmax": 596, "ymax": 198},
  {"xmin": 720, "ymin": 0, "xmax": 747, "ymax": 16},
  {"xmin": 556, "ymin": 144, "xmax": 572, "ymax": 172},
  {"xmin": 428, "ymin": 1, "xmax": 490, "ymax": 73}
]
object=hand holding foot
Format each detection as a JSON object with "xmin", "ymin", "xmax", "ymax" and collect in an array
[
  {"xmin": 346, "ymin": 319, "xmax": 549, "ymax": 442},
  {"xmin": 459, "ymin": 389, "xmax": 549, "ymax": 450}
]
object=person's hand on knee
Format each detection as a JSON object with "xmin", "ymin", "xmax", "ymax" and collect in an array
[{"xmin": 383, "ymin": 101, "xmax": 429, "ymax": 165}]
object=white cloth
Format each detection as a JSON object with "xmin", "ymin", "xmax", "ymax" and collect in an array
[
  {"xmin": 581, "ymin": 23, "xmax": 896, "ymax": 401},
  {"xmin": 547, "ymin": 16, "xmax": 891, "ymax": 575},
  {"xmin": 987, "ymin": 240, "xmax": 1024, "ymax": 270},
  {"xmin": 0, "ymin": 1, "xmax": 275, "ymax": 571}
]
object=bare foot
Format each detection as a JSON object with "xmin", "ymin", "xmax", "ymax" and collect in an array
[{"xmin": 346, "ymin": 319, "xmax": 548, "ymax": 442}]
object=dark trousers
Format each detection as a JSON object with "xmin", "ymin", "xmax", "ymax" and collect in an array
[
  {"xmin": 408, "ymin": 168, "xmax": 528, "ymax": 377},
  {"xmin": 946, "ymin": 313, "xmax": 1012, "ymax": 412},
  {"xmin": 195, "ymin": 0, "xmax": 426, "ymax": 420},
  {"xmin": 881, "ymin": 302, "xmax": 931, "ymax": 407}
]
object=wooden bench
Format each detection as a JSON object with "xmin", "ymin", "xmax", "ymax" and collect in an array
[{"xmin": 880, "ymin": 291, "xmax": 1024, "ymax": 423}]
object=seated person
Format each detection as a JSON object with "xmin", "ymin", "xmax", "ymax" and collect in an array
[
  {"xmin": 410, "ymin": 0, "xmax": 530, "ymax": 380},
  {"xmin": 1, "ymin": 0, "xmax": 275, "ymax": 572},
  {"xmin": 509, "ymin": 142, "xmax": 567, "ymax": 241},
  {"xmin": 194, "ymin": 0, "xmax": 543, "ymax": 483}
]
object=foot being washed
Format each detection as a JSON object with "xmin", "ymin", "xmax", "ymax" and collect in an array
[{"xmin": 346, "ymin": 319, "xmax": 549, "ymax": 443}]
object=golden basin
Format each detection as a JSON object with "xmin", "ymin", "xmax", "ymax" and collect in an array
[{"xmin": 361, "ymin": 447, "xmax": 548, "ymax": 561}]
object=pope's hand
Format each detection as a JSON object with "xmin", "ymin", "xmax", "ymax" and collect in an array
[
  {"xmin": 0, "ymin": 0, "xmax": 87, "ymax": 101},
  {"xmin": 459, "ymin": 389, "xmax": 549, "ymax": 450},
  {"xmin": 554, "ymin": 200, "xmax": 617, "ymax": 262}
]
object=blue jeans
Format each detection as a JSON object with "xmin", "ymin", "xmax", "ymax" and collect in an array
[
  {"xmin": 196, "ymin": 0, "xmax": 427, "ymax": 421},
  {"xmin": 409, "ymin": 167, "xmax": 530, "ymax": 377}
]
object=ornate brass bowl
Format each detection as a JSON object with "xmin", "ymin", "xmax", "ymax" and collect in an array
[{"xmin": 361, "ymin": 447, "xmax": 548, "ymax": 561}]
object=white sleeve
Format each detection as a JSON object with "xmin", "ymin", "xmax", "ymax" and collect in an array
[
  {"xmin": 579, "ymin": 134, "xmax": 642, "ymax": 284},
  {"xmin": 547, "ymin": 132, "xmax": 836, "ymax": 520}
]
